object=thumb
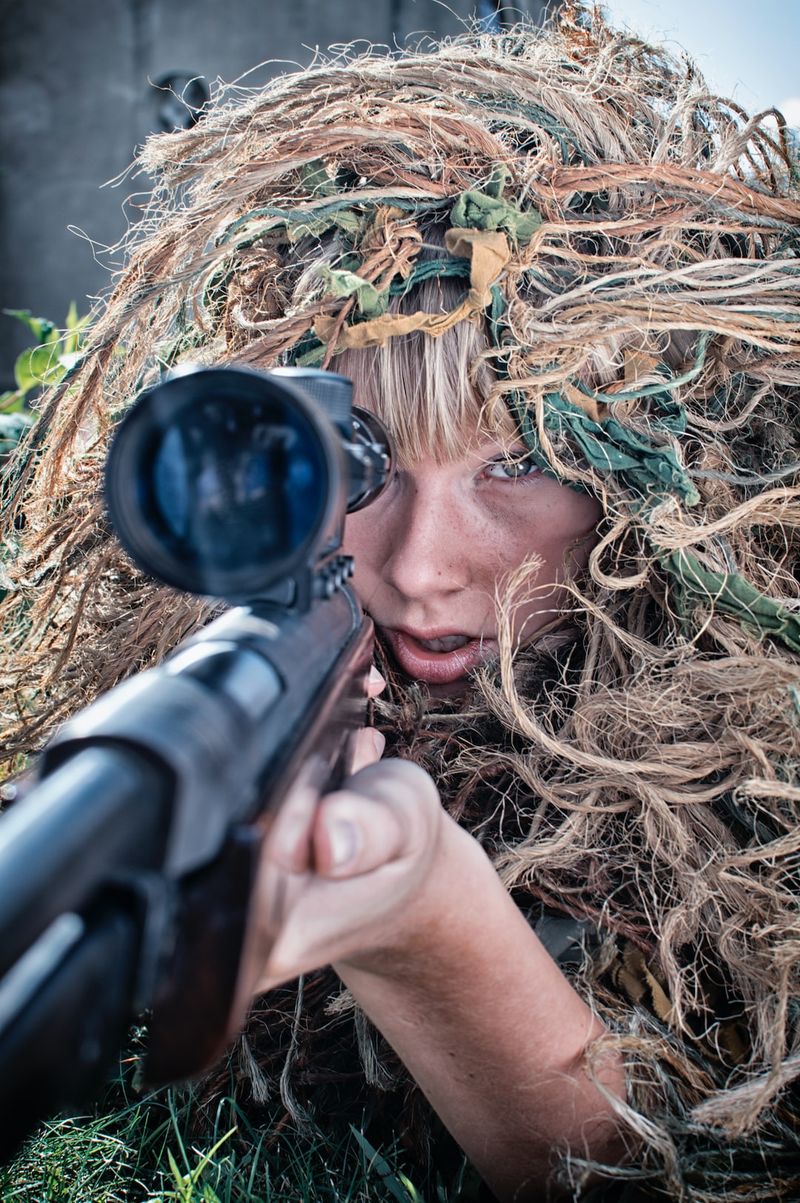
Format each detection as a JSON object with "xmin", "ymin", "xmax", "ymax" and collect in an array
[
  {"xmin": 312, "ymin": 759, "xmax": 440, "ymax": 879},
  {"xmin": 312, "ymin": 787, "xmax": 407, "ymax": 879}
]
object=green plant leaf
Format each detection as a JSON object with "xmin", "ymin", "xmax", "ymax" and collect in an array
[
  {"xmin": 166, "ymin": 1146, "xmax": 189, "ymax": 1191},
  {"xmin": 350, "ymin": 1126, "xmax": 424, "ymax": 1203},
  {"xmin": 0, "ymin": 412, "xmax": 33, "ymax": 446},
  {"xmin": 0, "ymin": 389, "xmax": 24, "ymax": 414},
  {"xmin": 14, "ymin": 341, "xmax": 63, "ymax": 392},
  {"xmin": 13, "ymin": 351, "xmax": 36, "ymax": 394},
  {"xmin": 188, "ymin": 1127, "xmax": 237, "ymax": 1184},
  {"xmin": 64, "ymin": 303, "xmax": 91, "ymax": 355},
  {"xmin": 3, "ymin": 308, "xmax": 55, "ymax": 343}
]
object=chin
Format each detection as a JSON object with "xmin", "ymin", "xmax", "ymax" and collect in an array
[{"xmin": 423, "ymin": 677, "xmax": 473, "ymax": 700}]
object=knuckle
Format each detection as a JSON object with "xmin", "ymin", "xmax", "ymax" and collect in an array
[
  {"xmin": 348, "ymin": 760, "xmax": 433, "ymax": 798},
  {"xmin": 383, "ymin": 758, "xmax": 440, "ymax": 803},
  {"xmin": 318, "ymin": 788, "xmax": 364, "ymax": 822},
  {"xmin": 349, "ymin": 758, "xmax": 441, "ymax": 823}
]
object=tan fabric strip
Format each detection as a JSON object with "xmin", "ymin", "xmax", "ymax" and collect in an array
[{"xmin": 315, "ymin": 229, "xmax": 511, "ymax": 350}]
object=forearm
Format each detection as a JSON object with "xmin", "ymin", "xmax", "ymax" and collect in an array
[{"xmin": 336, "ymin": 823, "xmax": 627, "ymax": 1200}]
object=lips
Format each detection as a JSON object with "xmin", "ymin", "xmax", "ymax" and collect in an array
[
  {"xmin": 415, "ymin": 634, "xmax": 470, "ymax": 652},
  {"xmin": 382, "ymin": 627, "xmax": 495, "ymax": 685}
]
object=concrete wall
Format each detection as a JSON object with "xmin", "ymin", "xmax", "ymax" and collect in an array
[{"xmin": 0, "ymin": 0, "xmax": 552, "ymax": 381}]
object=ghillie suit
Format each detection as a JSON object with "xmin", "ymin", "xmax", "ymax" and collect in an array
[{"xmin": 2, "ymin": 6, "xmax": 800, "ymax": 1199}]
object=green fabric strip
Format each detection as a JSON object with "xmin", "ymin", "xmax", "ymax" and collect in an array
[
  {"xmin": 570, "ymin": 332, "xmax": 712, "ymax": 407},
  {"xmin": 488, "ymin": 284, "xmax": 700, "ymax": 505},
  {"xmin": 218, "ymin": 196, "xmax": 439, "ymax": 248},
  {"xmin": 220, "ymin": 202, "xmax": 361, "ymax": 245},
  {"xmin": 661, "ymin": 549, "xmax": 800, "ymax": 654},
  {"xmin": 451, "ymin": 162, "xmax": 542, "ymax": 245},
  {"xmin": 316, "ymin": 266, "xmax": 390, "ymax": 318},
  {"xmin": 544, "ymin": 392, "xmax": 699, "ymax": 505},
  {"xmin": 503, "ymin": 380, "xmax": 699, "ymax": 507},
  {"xmin": 451, "ymin": 189, "xmax": 542, "ymax": 245},
  {"xmin": 287, "ymin": 330, "xmax": 326, "ymax": 367},
  {"xmin": 389, "ymin": 257, "xmax": 472, "ymax": 296}
]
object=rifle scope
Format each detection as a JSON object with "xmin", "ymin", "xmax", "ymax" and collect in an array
[{"xmin": 105, "ymin": 365, "xmax": 393, "ymax": 600}]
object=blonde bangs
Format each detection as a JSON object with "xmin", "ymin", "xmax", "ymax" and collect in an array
[{"xmin": 335, "ymin": 274, "xmax": 516, "ymax": 464}]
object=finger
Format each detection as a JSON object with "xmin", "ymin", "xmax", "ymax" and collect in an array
[
  {"xmin": 264, "ymin": 767, "xmax": 322, "ymax": 872},
  {"xmin": 312, "ymin": 788, "xmax": 405, "ymax": 878},
  {"xmin": 350, "ymin": 726, "xmax": 386, "ymax": 773},
  {"xmin": 312, "ymin": 759, "xmax": 440, "ymax": 879},
  {"xmin": 346, "ymin": 757, "xmax": 440, "ymax": 810},
  {"xmin": 366, "ymin": 665, "xmax": 386, "ymax": 699}
]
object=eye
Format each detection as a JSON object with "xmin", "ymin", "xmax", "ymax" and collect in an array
[{"xmin": 483, "ymin": 455, "xmax": 540, "ymax": 481}]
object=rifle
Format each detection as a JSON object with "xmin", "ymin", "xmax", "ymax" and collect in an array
[{"xmin": 0, "ymin": 365, "xmax": 393, "ymax": 1160}]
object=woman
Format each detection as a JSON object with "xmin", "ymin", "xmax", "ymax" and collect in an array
[
  {"xmin": 252, "ymin": 249, "xmax": 625, "ymax": 1199},
  {"xmin": 2, "ymin": 7, "xmax": 799, "ymax": 1199}
]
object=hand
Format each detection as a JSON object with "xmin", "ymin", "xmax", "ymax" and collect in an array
[{"xmin": 248, "ymin": 671, "xmax": 449, "ymax": 995}]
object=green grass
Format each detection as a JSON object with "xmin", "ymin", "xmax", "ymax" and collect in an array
[{"xmin": 0, "ymin": 1071, "xmax": 465, "ymax": 1203}]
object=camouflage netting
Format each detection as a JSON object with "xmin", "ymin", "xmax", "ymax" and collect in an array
[{"xmin": 2, "ymin": 4, "xmax": 800, "ymax": 1198}]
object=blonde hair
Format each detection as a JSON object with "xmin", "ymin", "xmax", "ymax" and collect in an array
[{"xmin": 337, "ymin": 242, "xmax": 515, "ymax": 464}]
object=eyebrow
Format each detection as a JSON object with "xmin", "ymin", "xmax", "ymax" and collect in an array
[{"xmin": 475, "ymin": 439, "xmax": 530, "ymax": 458}]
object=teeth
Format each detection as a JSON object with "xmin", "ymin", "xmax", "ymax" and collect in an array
[{"xmin": 416, "ymin": 634, "xmax": 471, "ymax": 652}]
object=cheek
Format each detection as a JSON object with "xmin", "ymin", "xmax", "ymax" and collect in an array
[
  {"xmin": 342, "ymin": 509, "xmax": 387, "ymax": 593},
  {"xmin": 342, "ymin": 511, "xmax": 368, "ymax": 562},
  {"xmin": 480, "ymin": 485, "xmax": 601, "ymax": 581},
  {"xmin": 498, "ymin": 491, "xmax": 601, "ymax": 638}
]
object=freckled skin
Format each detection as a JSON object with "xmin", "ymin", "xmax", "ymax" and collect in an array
[{"xmin": 344, "ymin": 438, "xmax": 602, "ymax": 659}]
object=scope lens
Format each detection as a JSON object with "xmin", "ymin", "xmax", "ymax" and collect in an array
[{"xmin": 106, "ymin": 367, "xmax": 339, "ymax": 597}]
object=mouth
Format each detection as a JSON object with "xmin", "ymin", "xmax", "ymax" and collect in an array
[{"xmin": 382, "ymin": 627, "xmax": 496, "ymax": 685}]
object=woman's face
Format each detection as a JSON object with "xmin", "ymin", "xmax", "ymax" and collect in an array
[{"xmin": 343, "ymin": 434, "xmax": 601, "ymax": 689}]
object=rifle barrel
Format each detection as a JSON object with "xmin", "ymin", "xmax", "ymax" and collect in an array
[{"xmin": 0, "ymin": 746, "xmax": 170, "ymax": 978}]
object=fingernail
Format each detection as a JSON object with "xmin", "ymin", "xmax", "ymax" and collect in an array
[
  {"xmin": 327, "ymin": 818, "xmax": 360, "ymax": 869},
  {"xmin": 368, "ymin": 666, "xmax": 384, "ymax": 687},
  {"xmin": 372, "ymin": 730, "xmax": 386, "ymax": 758}
]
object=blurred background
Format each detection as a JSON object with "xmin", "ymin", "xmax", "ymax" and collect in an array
[
  {"xmin": 0, "ymin": 0, "xmax": 797, "ymax": 385},
  {"xmin": 0, "ymin": 0, "xmax": 552, "ymax": 383}
]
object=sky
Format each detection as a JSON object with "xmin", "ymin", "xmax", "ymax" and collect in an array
[{"xmin": 600, "ymin": 0, "xmax": 800, "ymax": 127}]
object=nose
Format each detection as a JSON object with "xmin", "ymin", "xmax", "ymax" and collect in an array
[{"xmin": 379, "ymin": 471, "xmax": 468, "ymax": 603}]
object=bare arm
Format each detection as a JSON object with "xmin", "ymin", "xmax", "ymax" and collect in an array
[
  {"xmin": 257, "ymin": 756, "xmax": 627, "ymax": 1199},
  {"xmin": 337, "ymin": 820, "xmax": 626, "ymax": 1200}
]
